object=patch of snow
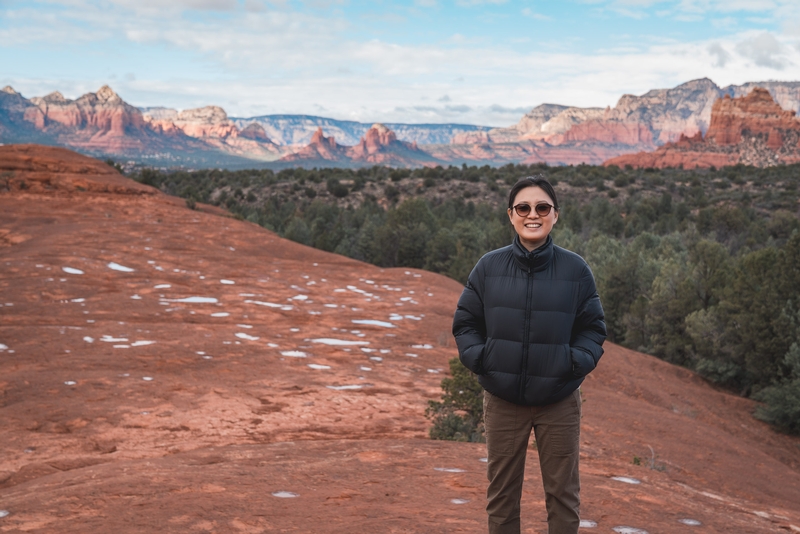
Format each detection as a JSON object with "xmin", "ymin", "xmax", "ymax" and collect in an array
[
  {"xmin": 360, "ymin": 366, "xmax": 372, "ymax": 371},
  {"xmin": 100, "ymin": 335, "xmax": 128, "ymax": 343},
  {"xmin": 308, "ymin": 364, "xmax": 331, "ymax": 370},
  {"xmin": 450, "ymin": 499, "xmax": 469, "ymax": 505},
  {"xmin": 281, "ymin": 351, "xmax": 307, "ymax": 358},
  {"xmin": 412, "ymin": 344, "xmax": 433, "ymax": 349},
  {"xmin": 142, "ymin": 376, "xmax": 154, "ymax": 381},
  {"xmin": 579, "ymin": 520, "xmax": 597, "ymax": 528},
  {"xmin": 236, "ymin": 324, "xmax": 253, "ymax": 329},
  {"xmin": 405, "ymin": 353, "xmax": 418, "ymax": 358},
  {"xmin": 271, "ymin": 491, "xmax": 298, "ymax": 498},
  {"xmin": 612, "ymin": 528, "xmax": 648, "ymax": 534},
  {"xmin": 107, "ymin": 262, "xmax": 134, "ymax": 272},
  {"xmin": 678, "ymin": 519, "xmax": 701, "ymax": 526},
  {"xmin": 210, "ymin": 312, "xmax": 229, "ymax": 317},
  {"xmin": 113, "ymin": 345, "xmax": 130, "ymax": 349},
  {"xmin": 154, "ymin": 284, "xmax": 171, "ymax": 289},
  {"xmin": 427, "ymin": 369, "xmax": 440, "ymax": 373},
  {"xmin": 267, "ymin": 343, "xmax": 279, "ymax": 348},
  {"xmin": 83, "ymin": 337, "xmax": 94, "ymax": 343},
  {"xmin": 62, "ymin": 267, "xmax": 84, "ymax": 275},
  {"xmin": 64, "ymin": 381, "xmax": 76, "ymax": 386},
  {"xmin": 611, "ymin": 477, "xmax": 641, "ymax": 485},
  {"xmin": 311, "ymin": 338, "xmax": 369, "ymax": 346},
  {"xmin": 326, "ymin": 385, "xmax": 363, "ymax": 390},
  {"xmin": 245, "ymin": 300, "xmax": 293, "ymax": 311},
  {"xmin": 131, "ymin": 340, "xmax": 156, "ymax": 347},
  {"xmin": 131, "ymin": 295, "xmax": 142, "ymax": 300},
  {"xmin": 235, "ymin": 333, "xmax": 260, "ymax": 341},
  {"xmin": 352, "ymin": 319, "xmax": 395, "ymax": 328},
  {"xmin": 220, "ymin": 279, "xmax": 235, "ymax": 284},
  {"xmin": 435, "ymin": 468, "xmax": 465, "ymax": 473}
]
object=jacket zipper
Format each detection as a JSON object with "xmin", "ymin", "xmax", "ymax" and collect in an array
[{"xmin": 519, "ymin": 264, "xmax": 533, "ymax": 403}]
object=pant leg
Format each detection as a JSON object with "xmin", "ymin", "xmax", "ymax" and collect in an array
[
  {"xmin": 484, "ymin": 390, "xmax": 534, "ymax": 534},
  {"xmin": 532, "ymin": 388, "xmax": 582, "ymax": 534}
]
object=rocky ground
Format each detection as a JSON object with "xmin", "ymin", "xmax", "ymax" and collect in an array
[{"xmin": 1, "ymin": 145, "xmax": 799, "ymax": 533}]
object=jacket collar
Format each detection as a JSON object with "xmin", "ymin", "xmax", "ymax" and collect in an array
[{"xmin": 512, "ymin": 234, "xmax": 554, "ymax": 273}]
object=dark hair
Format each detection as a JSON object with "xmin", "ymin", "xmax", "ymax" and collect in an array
[{"xmin": 507, "ymin": 175, "xmax": 559, "ymax": 211}]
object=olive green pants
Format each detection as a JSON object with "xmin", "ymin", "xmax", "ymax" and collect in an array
[{"xmin": 483, "ymin": 388, "xmax": 582, "ymax": 534}]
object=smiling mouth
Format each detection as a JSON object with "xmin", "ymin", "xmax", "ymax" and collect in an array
[{"xmin": 524, "ymin": 223, "xmax": 542, "ymax": 228}]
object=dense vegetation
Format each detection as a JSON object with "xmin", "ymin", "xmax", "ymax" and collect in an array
[{"xmin": 132, "ymin": 162, "xmax": 800, "ymax": 436}]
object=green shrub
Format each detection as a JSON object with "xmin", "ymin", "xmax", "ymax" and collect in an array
[
  {"xmin": 426, "ymin": 358, "xmax": 484, "ymax": 442},
  {"xmin": 326, "ymin": 178, "xmax": 349, "ymax": 198}
]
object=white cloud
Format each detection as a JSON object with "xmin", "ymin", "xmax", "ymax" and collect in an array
[
  {"xmin": 4, "ymin": 1, "xmax": 800, "ymax": 126},
  {"xmin": 735, "ymin": 31, "xmax": 790, "ymax": 69},
  {"xmin": 707, "ymin": 42, "xmax": 731, "ymax": 66}
]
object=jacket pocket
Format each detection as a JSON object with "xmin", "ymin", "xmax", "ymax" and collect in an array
[{"xmin": 570, "ymin": 346, "xmax": 596, "ymax": 378}]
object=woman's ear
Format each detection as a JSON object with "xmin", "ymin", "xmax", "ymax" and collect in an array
[{"xmin": 507, "ymin": 208, "xmax": 514, "ymax": 223}]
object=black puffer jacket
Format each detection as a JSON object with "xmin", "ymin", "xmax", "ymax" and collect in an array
[{"xmin": 452, "ymin": 235, "xmax": 606, "ymax": 406}]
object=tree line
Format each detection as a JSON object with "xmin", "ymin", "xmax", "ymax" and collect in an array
[{"xmin": 131, "ymin": 162, "xmax": 800, "ymax": 435}]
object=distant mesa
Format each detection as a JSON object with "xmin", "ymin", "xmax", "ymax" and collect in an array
[{"xmin": 604, "ymin": 88, "xmax": 800, "ymax": 169}]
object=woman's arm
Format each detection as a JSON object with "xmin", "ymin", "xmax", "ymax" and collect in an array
[
  {"xmin": 570, "ymin": 265, "xmax": 607, "ymax": 378},
  {"xmin": 452, "ymin": 263, "xmax": 487, "ymax": 375}
]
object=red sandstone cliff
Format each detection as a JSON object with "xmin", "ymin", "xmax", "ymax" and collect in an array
[
  {"xmin": 280, "ymin": 124, "xmax": 440, "ymax": 167},
  {"xmin": 604, "ymin": 88, "xmax": 800, "ymax": 169},
  {"xmin": 280, "ymin": 127, "xmax": 349, "ymax": 163}
]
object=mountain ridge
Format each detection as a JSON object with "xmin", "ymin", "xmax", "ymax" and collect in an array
[{"xmin": 2, "ymin": 79, "xmax": 800, "ymax": 168}]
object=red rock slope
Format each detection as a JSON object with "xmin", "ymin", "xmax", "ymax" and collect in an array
[
  {"xmin": 605, "ymin": 88, "xmax": 800, "ymax": 169},
  {"xmin": 0, "ymin": 145, "xmax": 799, "ymax": 532}
]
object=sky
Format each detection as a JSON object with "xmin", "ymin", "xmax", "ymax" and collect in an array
[{"xmin": 2, "ymin": 0, "xmax": 800, "ymax": 126}]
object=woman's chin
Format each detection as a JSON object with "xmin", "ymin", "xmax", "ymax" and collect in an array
[{"xmin": 520, "ymin": 234, "xmax": 547, "ymax": 250}]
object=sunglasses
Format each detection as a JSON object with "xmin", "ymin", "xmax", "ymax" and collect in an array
[{"xmin": 511, "ymin": 202, "xmax": 554, "ymax": 217}]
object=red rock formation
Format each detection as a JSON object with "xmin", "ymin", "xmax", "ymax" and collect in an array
[
  {"xmin": 281, "ymin": 124, "xmax": 439, "ymax": 167},
  {"xmin": 173, "ymin": 106, "xmax": 239, "ymax": 139},
  {"xmin": 347, "ymin": 123, "xmax": 435, "ymax": 166},
  {"xmin": 239, "ymin": 122, "xmax": 272, "ymax": 142},
  {"xmin": 705, "ymin": 88, "xmax": 798, "ymax": 145},
  {"xmin": 280, "ymin": 127, "xmax": 348, "ymax": 163},
  {"xmin": 553, "ymin": 120, "xmax": 655, "ymax": 147},
  {"xmin": 605, "ymin": 88, "xmax": 800, "ymax": 169},
  {"xmin": 31, "ymin": 85, "xmax": 147, "ymax": 135}
]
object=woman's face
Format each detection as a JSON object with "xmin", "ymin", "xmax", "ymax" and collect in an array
[{"xmin": 507, "ymin": 185, "xmax": 558, "ymax": 251}]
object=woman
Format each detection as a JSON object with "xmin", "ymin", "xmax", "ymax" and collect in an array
[{"xmin": 452, "ymin": 175, "xmax": 606, "ymax": 534}]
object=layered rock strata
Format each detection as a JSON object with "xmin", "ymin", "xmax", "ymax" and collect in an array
[{"xmin": 604, "ymin": 88, "xmax": 800, "ymax": 169}]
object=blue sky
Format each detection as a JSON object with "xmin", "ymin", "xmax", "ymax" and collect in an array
[{"xmin": 2, "ymin": 0, "xmax": 799, "ymax": 126}]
